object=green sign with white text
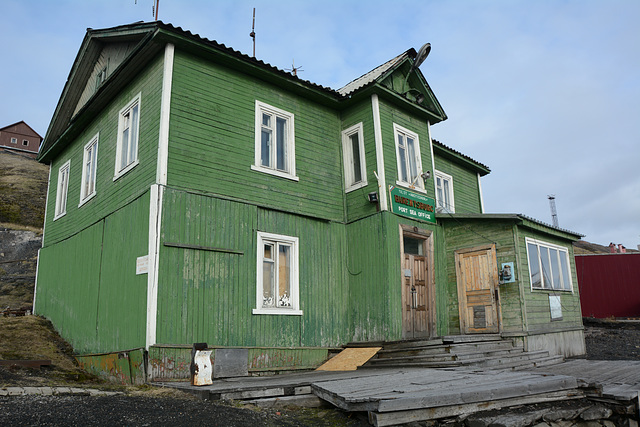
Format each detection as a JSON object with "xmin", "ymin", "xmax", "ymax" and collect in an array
[{"xmin": 388, "ymin": 185, "xmax": 436, "ymax": 224}]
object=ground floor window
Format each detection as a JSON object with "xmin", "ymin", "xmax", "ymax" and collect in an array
[
  {"xmin": 526, "ymin": 238, "xmax": 573, "ymax": 291},
  {"xmin": 253, "ymin": 232, "xmax": 302, "ymax": 315}
]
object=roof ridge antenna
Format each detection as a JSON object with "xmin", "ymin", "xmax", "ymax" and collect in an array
[
  {"xmin": 250, "ymin": 8, "xmax": 256, "ymax": 58},
  {"xmin": 285, "ymin": 59, "xmax": 303, "ymax": 77},
  {"xmin": 548, "ymin": 195, "xmax": 559, "ymax": 228}
]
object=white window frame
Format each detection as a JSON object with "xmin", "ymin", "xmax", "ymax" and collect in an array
[
  {"xmin": 525, "ymin": 238, "xmax": 574, "ymax": 292},
  {"xmin": 341, "ymin": 122, "xmax": 367, "ymax": 192},
  {"xmin": 393, "ymin": 123, "xmax": 425, "ymax": 191},
  {"xmin": 434, "ymin": 170, "xmax": 455, "ymax": 213},
  {"xmin": 10, "ymin": 137, "xmax": 17, "ymax": 144},
  {"xmin": 79, "ymin": 133, "xmax": 99, "ymax": 206},
  {"xmin": 114, "ymin": 93, "xmax": 141, "ymax": 180},
  {"xmin": 253, "ymin": 231, "xmax": 302, "ymax": 316},
  {"xmin": 22, "ymin": 140, "xmax": 29, "ymax": 146},
  {"xmin": 251, "ymin": 100, "xmax": 298, "ymax": 181},
  {"xmin": 54, "ymin": 160, "xmax": 71, "ymax": 220}
]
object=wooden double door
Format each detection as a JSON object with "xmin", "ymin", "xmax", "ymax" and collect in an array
[
  {"xmin": 401, "ymin": 227, "xmax": 435, "ymax": 339},
  {"xmin": 455, "ymin": 244, "xmax": 500, "ymax": 334}
]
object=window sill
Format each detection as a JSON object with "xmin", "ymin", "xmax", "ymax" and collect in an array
[
  {"xmin": 252, "ymin": 308, "xmax": 303, "ymax": 316},
  {"xmin": 251, "ymin": 164, "xmax": 299, "ymax": 181},
  {"xmin": 113, "ymin": 160, "xmax": 139, "ymax": 181},
  {"xmin": 395, "ymin": 180, "xmax": 427, "ymax": 194},
  {"xmin": 531, "ymin": 288, "xmax": 573, "ymax": 293},
  {"xmin": 345, "ymin": 180, "xmax": 369, "ymax": 193},
  {"xmin": 78, "ymin": 192, "xmax": 96, "ymax": 208},
  {"xmin": 53, "ymin": 212, "xmax": 66, "ymax": 221}
]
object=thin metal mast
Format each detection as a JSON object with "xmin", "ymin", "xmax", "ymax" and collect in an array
[{"xmin": 548, "ymin": 195, "xmax": 559, "ymax": 228}]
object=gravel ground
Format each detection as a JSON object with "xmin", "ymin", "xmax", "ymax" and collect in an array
[{"xmin": 1, "ymin": 321, "xmax": 638, "ymax": 426}]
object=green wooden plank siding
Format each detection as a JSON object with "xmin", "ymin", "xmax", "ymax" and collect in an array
[
  {"xmin": 378, "ymin": 99, "xmax": 436, "ymax": 201},
  {"xmin": 517, "ymin": 228, "xmax": 583, "ymax": 332},
  {"xmin": 341, "ymin": 102, "xmax": 379, "ymax": 223},
  {"xmin": 35, "ymin": 222, "xmax": 103, "ymax": 352},
  {"xmin": 35, "ymin": 192, "xmax": 149, "ymax": 353},
  {"xmin": 166, "ymin": 50, "xmax": 343, "ymax": 222},
  {"xmin": 43, "ymin": 53, "xmax": 164, "ymax": 248},
  {"xmin": 434, "ymin": 154, "xmax": 482, "ymax": 214},
  {"xmin": 156, "ymin": 187, "xmax": 349, "ymax": 348}
]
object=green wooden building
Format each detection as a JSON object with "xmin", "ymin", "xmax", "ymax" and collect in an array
[{"xmin": 35, "ymin": 22, "xmax": 585, "ymax": 382}]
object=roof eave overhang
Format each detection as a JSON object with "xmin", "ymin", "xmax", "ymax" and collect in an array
[
  {"xmin": 438, "ymin": 213, "xmax": 584, "ymax": 241},
  {"xmin": 432, "ymin": 143, "xmax": 490, "ymax": 176}
]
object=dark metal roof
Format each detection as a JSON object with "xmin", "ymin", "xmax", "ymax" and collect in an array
[
  {"xmin": 438, "ymin": 212, "xmax": 584, "ymax": 238},
  {"xmin": 432, "ymin": 139, "xmax": 490, "ymax": 174}
]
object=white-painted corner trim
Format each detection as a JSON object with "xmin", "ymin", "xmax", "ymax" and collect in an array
[
  {"xmin": 146, "ymin": 184, "xmax": 164, "ymax": 351},
  {"xmin": 41, "ymin": 165, "xmax": 52, "ymax": 243},
  {"xmin": 371, "ymin": 94, "xmax": 388, "ymax": 211},
  {"xmin": 32, "ymin": 248, "xmax": 41, "ymax": 315},
  {"xmin": 427, "ymin": 121, "xmax": 437, "ymax": 198},
  {"xmin": 156, "ymin": 43, "xmax": 174, "ymax": 186},
  {"xmin": 477, "ymin": 172, "xmax": 485, "ymax": 213}
]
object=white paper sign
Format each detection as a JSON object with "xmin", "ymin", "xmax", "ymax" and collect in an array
[{"xmin": 136, "ymin": 255, "xmax": 149, "ymax": 275}]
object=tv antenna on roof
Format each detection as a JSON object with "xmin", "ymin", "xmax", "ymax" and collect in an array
[
  {"xmin": 286, "ymin": 59, "xmax": 303, "ymax": 77},
  {"xmin": 250, "ymin": 8, "xmax": 256, "ymax": 58}
]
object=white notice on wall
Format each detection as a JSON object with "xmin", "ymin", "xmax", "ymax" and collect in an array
[
  {"xmin": 549, "ymin": 295, "xmax": 562, "ymax": 320},
  {"xmin": 136, "ymin": 255, "xmax": 149, "ymax": 275}
]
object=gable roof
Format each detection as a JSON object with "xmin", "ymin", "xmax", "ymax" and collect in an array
[
  {"xmin": 39, "ymin": 21, "xmax": 448, "ymax": 162},
  {"xmin": 0, "ymin": 121, "xmax": 43, "ymax": 140}
]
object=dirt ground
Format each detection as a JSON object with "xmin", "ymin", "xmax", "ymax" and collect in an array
[{"xmin": 1, "ymin": 320, "xmax": 639, "ymax": 426}]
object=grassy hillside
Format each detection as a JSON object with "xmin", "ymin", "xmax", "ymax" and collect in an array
[{"xmin": 0, "ymin": 150, "xmax": 49, "ymax": 228}]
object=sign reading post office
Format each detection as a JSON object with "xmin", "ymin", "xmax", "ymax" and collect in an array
[{"xmin": 388, "ymin": 185, "xmax": 436, "ymax": 224}]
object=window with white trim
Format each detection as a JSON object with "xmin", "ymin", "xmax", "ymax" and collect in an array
[
  {"xmin": 435, "ymin": 170, "xmax": 455, "ymax": 213},
  {"xmin": 253, "ymin": 232, "xmax": 302, "ymax": 315},
  {"xmin": 341, "ymin": 123, "xmax": 367, "ymax": 192},
  {"xmin": 115, "ymin": 94, "xmax": 140, "ymax": 178},
  {"xmin": 252, "ymin": 101, "xmax": 297, "ymax": 180},
  {"xmin": 54, "ymin": 160, "xmax": 70, "ymax": 220},
  {"xmin": 79, "ymin": 134, "xmax": 99, "ymax": 205},
  {"xmin": 10, "ymin": 137, "xmax": 17, "ymax": 144},
  {"xmin": 526, "ymin": 238, "xmax": 573, "ymax": 291},
  {"xmin": 394, "ymin": 124, "xmax": 424, "ymax": 190},
  {"xmin": 22, "ymin": 140, "xmax": 29, "ymax": 146}
]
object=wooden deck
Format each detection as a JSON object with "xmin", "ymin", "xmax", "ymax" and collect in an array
[{"xmin": 158, "ymin": 360, "xmax": 640, "ymax": 426}]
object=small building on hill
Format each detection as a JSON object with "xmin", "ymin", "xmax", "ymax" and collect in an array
[
  {"xmin": 34, "ymin": 22, "xmax": 586, "ymax": 382},
  {"xmin": 0, "ymin": 121, "xmax": 42, "ymax": 158}
]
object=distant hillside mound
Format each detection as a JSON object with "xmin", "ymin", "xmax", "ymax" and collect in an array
[
  {"xmin": 574, "ymin": 240, "xmax": 638, "ymax": 255},
  {"xmin": 0, "ymin": 150, "xmax": 49, "ymax": 228}
]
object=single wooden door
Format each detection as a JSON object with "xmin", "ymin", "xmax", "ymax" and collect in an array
[
  {"xmin": 402, "ymin": 254, "xmax": 429, "ymax": 339},
  {"xmin": 455, "ymin": 245, "xmax": 499, "ymax": 334}
]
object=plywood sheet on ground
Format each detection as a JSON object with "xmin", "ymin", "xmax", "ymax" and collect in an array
[{"xmin": 316, "ymin": 347, "xmax": 381, "ymax": 371}]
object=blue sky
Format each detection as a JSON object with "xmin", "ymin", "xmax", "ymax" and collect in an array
[{"xmin": 1, "ymin": 0, "xmax": 638, "ymax": 248}]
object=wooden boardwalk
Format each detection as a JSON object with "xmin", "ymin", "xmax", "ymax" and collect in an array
[
  {"xmin": 159, "ymin": 360, "xmax": 640, "ymax": 426},
  {"xmin": 533, "ymin": 359, "xmax": 640, "ymax": 401}
]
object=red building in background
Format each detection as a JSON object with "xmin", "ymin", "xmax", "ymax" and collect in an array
[
  {"xmin": 576, "ymin": 253, "xmax": 640, "ymax": 318},
  {"xmin": 0, "ymin": 121, "xmax": 42, "ymax": 158}
]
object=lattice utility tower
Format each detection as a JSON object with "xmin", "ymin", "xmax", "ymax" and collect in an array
[{"xmin": 548, "ymin": 195, "xmax": 559, "ymax": 228}]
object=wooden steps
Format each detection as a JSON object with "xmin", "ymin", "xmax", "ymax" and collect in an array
[{"xmin": 358, "ymin": 334, "xmax": 565, "ymax": 371}]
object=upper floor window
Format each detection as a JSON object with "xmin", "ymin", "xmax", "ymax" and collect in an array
[
  {"xmin": 252, "ymin": 101, "xmax": 297, "ymax": 181},
  {"xmin": 526, "ymin": 238, "xmax": 573, "ymax": 292},
  {"xmin": 22, "ymin": 140, "xmax": 29, "ymax": 146},
  {"xmin": 115, "ymin": 94, "xmax": 141, "ymax": 179},
  {"xmin": 54, "ymin": 160, "xmax": 71, "ymax": 220},
  {"xmin": 10, "ymin": 137, "xmax": 17, "ymax": 144},
  {"xmin": 394, "ymin": 124, "xmax": 424, "ymax": 190},
  {"xmin": 253, "ymin": 231, "xmax": 302, "ymax": 315},
  {"xmin": 79, "ymin": 134, "xmax": 99, "ymax": 205},
  {"xmin": 342, "ymin": 123, "xmax": 367, "ymax": 192},
  {"xmin": 435, "ymin": 170, "xmax": 455, "ymax": 213},
  {"xmin": 95, "ymin": 66, "xmax": 107, "ymax": 91}
]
